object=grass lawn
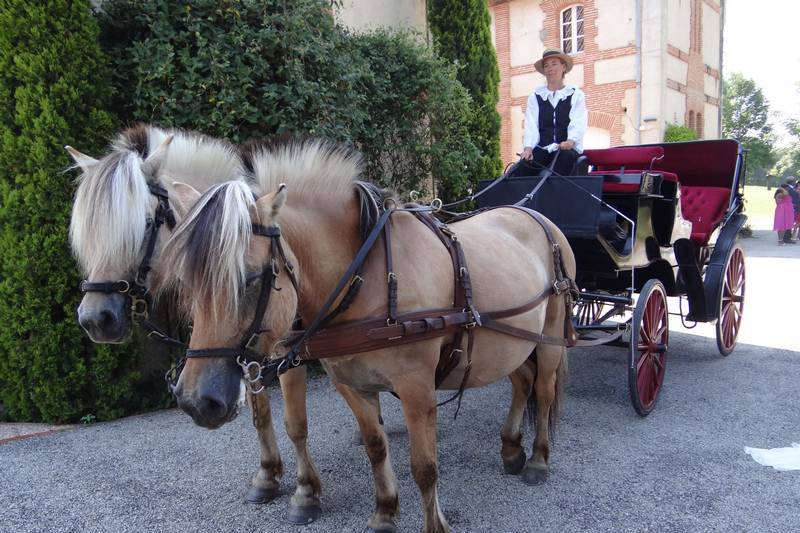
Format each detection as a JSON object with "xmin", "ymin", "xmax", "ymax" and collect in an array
[{"xmin": 742, "ymin": 185, "xmax": 780, "ymax": 230}]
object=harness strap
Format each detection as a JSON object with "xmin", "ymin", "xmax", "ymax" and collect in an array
[
  {"xmin": 279, "ymin": 207, "xmax": 395, "ymax": 370},
  {"xmin": 384, "ymin": 220, "xmax": 398, "ymax": 324},
  {"xmin": 80, "ymin": 280, "xmax": 130, "ymax": 293}
]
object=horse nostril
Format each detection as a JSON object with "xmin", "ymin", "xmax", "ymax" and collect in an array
[
  {"xmin": 96, "ymin": 310, "xmax": 117, "ymax": 329},
  {"xmin": 198, "ymin": 393, "xmax": 228, "ymax": 421}
]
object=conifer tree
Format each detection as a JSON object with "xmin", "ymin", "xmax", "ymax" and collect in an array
[
  {"xmin": 0, "ymin": 0, "xmax": 141, "ymax": 422},
  {"xmin": 428, "ymin": 0, "xmax": 503, "ymax": 194}
]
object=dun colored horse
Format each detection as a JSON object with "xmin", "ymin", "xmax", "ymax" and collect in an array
[
  {"xmin": 166, "ymin": 138, "xmax": 575, "ymax": 533},
  {"xmin": 67, "ymin": 124, "xmax": 314, "ymax": 509}
]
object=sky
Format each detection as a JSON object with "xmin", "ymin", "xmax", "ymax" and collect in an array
[{"xmin": 723, "ymin": 0, "xmax": 799, "ymax": 144}]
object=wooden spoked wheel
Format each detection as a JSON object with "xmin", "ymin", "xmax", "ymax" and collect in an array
[
  {"xmin": 574, "ymin": 298, "xmax": 607, "ymax": 326},
  {"xmin": 628, "ymin": 279, "xmax": 669, "ymax": 417},
  {"xmin": 716, "ymin": 244, "xmax": 745, "ymax": 356}
]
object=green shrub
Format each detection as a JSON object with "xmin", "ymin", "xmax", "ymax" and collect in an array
[
  {"xmin": 98, "ymin": 0, "xmax": 369, "ymax": 144},
  {"xmin": 664, "ymin": 123, "xmax": 698, "ymax": 142},
  {"xmin": 428, "ymin": 0, "xmax": 503, "ymax": 190},
  {"xmin": 0, "ymin": 0, "xmax": 155, "ymax": 422},
  {"xmin": 99, "ymin": 0, "xmax": 480, "ymax": 199},
  {"xmin": 347, "ymin": 31, "xmax": 481, "ymax": 197}
]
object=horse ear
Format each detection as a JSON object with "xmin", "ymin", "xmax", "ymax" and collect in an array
[
  {"xmin": 65, "ymin": 146, "xmax": 99, "ymax": 171},
  {"xmin": 142, "ymin": 134, "xmax": 174, "ymax": 178},
  {"xmin": 256, "ymin": 183, "xmax": 288, "ymax": 220},
  {"xmin": 171, "ymin": 181, "xmax": 201, "ymax": 218}
]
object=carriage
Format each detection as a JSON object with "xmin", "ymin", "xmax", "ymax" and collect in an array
[{"xmin": 476, "ymin": 139, "xmax": 747, "ymax": 416}]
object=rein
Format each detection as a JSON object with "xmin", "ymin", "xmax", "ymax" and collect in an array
[{"xmin": 79, "ymin": 181, "xmax": 184, "ymax": 347}]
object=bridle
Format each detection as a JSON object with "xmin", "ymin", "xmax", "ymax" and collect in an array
[
  {"xmin": 180, "ymin": 223, "xmax": 299, "ymax": 394},
  {"xmin": 78, "ymin": 181, "xmax": 183, "ymax": 346}
]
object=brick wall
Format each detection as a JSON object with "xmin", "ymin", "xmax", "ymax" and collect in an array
[{"xmin": 491, "ymin": 0, "xmax": 723, "ymax": 167}]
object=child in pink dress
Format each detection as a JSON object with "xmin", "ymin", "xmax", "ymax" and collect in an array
[{"xmin": 774, "ymin": 186, "xmax": 795, "ymax": 245}]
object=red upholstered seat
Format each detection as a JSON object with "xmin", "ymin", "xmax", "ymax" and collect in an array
[
  {"xmin": 584, "ymin": 146, "xmax": 676, "ymax": 194},
  {"xmin": 680, "ymin": 186, "xmax": 731, "ymax": 245},
  {"xmin": 597, "ymin": 179, "xmax": 641, "ymax": 193},
  {"xmin": 584, "ymin": 146, "xmax": 664, "ymax": 170}
]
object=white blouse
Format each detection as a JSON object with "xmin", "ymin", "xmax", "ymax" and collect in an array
[{"xmin": 522, "ymin": 85, "xmax": 588, "ymax": 154}]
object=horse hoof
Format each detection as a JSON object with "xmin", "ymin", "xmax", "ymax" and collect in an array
[
  {"xmin": 503, "ymin": 450, "xmax": 526, "ymax": 475},
  {"xmin": 286, "ymin": 504, "xmax": 322, "ymax": 525},
  {"xmin": 521, "ymin": 465, "xmax": 549, "ymax": 486},
  {"xmin": 244, "ymin": 485, "xmax": 281, "ymax": 504}
]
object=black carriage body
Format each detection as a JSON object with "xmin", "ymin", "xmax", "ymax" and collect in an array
[{"xmin": 477, "ymin": 139, "xmax": 746, "ymax": 322}]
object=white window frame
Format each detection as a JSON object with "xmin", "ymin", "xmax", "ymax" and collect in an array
[{"xmin": 560, "ymin": 5, "xmax": 585, "ymax": 55}]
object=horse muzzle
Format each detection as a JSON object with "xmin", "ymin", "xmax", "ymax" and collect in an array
[
  {"xmin": 77, "ymin": 293, "xmax": 130, "ymax": 343},
  {"xmin": 173, "ymin": 359, "xmax": 243, "ymax": 429}
]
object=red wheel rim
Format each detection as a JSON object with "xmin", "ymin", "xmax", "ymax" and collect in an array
[
  {"xmin": 719, "ymin": 247, "xmax": 745, "ymax": 352},
  {"xmin": 635, "ymin": 287, "xmax": 668, "ymax": 411}
]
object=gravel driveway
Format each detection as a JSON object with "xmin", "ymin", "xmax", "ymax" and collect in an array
[{"xmin": 1, "ymin": 230, "xmax": 798, "ymax": 533}]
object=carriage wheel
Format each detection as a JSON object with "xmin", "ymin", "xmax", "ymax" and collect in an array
[
  {"xmin": 574, "ymin": 299, "xmax": 607, "ymax": 326},
  {"xmin": 716, "ymin": 244, "xmax": 745, "ymax": 356},
  {"xmin": 628, "ymin": 279, "xmax": 669, "ymax": 417}
]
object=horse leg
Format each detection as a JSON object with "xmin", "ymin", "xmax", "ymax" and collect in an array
[
  {"xmin": 395, "ymin": 381, "xmax": 450, "ymax": 533},
  {"xmin": 337, "ymin": 386, "xmax": 399, "ymax": 533},
  {"xmin": 245, "ymin": 387, "xmax": 284, "ymax": 504},
  {"xmin": 522, "ymin": 340, "xmax": 567, "ymax": 485},
  {"xmin": 280, "ymin": 366, "xmax": 323, "ymax": 525},
  {"xmin": 335, "ymin": 382, "xmax": 384, "ymax": 446},
  {"xmin": 501, "ymin": 359, "xmax": 535, "ymax": 475}
]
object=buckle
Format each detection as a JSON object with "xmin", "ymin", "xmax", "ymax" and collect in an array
[
  {"xmin": 245, "ymin": 332, "xmax": 261, "ymax": 350},
  {"xmin": 553, "ymin": 279, "xmax": 571, "ymax": 295}
]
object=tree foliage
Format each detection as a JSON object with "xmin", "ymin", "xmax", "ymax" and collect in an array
[
  {"xmin": 99, "ymin": 0, "xmax": 480, "ymax": 198},
  {"xmin": 663, "ymin": 123, "xmax": 698, "ymax": 142},
  {"xmin": 0, "ymin": 0, "xmax": 152, "ymax": 422},
  {"xmin": 99, "ymin": 0, "xmax": 367, "ymax": 144},
  {"xmin": 346, "ymin": 31, "xmax": 480, "ymax": 196},
  {"xmin": 428, "ymin": 0, "xmax": 502, "ymax": 191},
  {"xmin": 722, "ymin": 73, "xmax": 775, "ymax": 179}
]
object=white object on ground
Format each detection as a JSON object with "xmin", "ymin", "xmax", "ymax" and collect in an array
[{"xmin": 744, "ymin": 443, "xmax": 800, "ymax": 471}]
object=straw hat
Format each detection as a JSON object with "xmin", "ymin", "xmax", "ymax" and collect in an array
[{"xmin": 534, "ymin": 49, "xmax": 574, "ymax": 74}]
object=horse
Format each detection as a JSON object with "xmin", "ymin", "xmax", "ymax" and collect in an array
[
  {"xmin": 166, "ymin": 137, "xmax": 576, "ymax": 533},
  {"xmin": 67, "ymin": 124, "xmax": 317, "ymax": 511}
]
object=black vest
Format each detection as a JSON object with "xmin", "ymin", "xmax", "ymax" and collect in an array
[{"xmin": 536, "ymin": 91, "xmax": 573, "ymax": 146}]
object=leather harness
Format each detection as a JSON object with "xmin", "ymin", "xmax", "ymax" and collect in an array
[{"xmin": 203, "ymin": 204, "xmax": 583, "ymax": 399}]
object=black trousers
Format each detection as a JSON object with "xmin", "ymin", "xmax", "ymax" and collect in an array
[{"xmin": 531, "ymin": 146, "xmax": 579, "ymax": 176}]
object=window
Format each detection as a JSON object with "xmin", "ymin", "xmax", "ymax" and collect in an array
[
  {"xmin": 696, "ymin": 113, "xmax": 703, "ymax": 138},
  {"xmin": 561, "ymin": 5, "xmax": 584, "ymax": 54},
  {"xmin": 688, "ymin": 110, "xmax": 695, "ymax": 131}
]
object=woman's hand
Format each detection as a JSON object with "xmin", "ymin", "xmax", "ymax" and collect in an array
[
  {"xmin": 559, "ymin": 140, "xmax": 576, "ymax": 151},
  {"xmin": 521, "ymin": 147, "xmax": 534, "ymax": 160}
]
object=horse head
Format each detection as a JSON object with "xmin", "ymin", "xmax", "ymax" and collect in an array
[
  {"xmin": 68, "ymin": 125, "xmax": 241, "ymax": 343},
  {"xmin": 165, "ymin": 180, "xmax": 298, "ymax": 429},
  {"xmin": 68, "ymin": 126, "xmax": 174, "ymax": 343}
]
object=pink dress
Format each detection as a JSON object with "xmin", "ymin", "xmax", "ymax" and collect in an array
[{"xmin": 774, "ymin": 193, "xmax": 794, "ymax": 231}]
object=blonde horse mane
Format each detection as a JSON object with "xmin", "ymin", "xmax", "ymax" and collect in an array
[
  {"xmin": 240, "ymin": 136, "xmax": 364, "ymax": 199},
  {"xmin": 69, "ymin": 123, "xmax": 242, "ymax": 277},
  {"xmin": 162, "ymin": 180, "xmax": 256, "ymax": 327}
]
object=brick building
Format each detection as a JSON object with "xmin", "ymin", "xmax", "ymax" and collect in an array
[{"xmin": 490, "ymin": 0, "xmax": 724, "ymax": 165}]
